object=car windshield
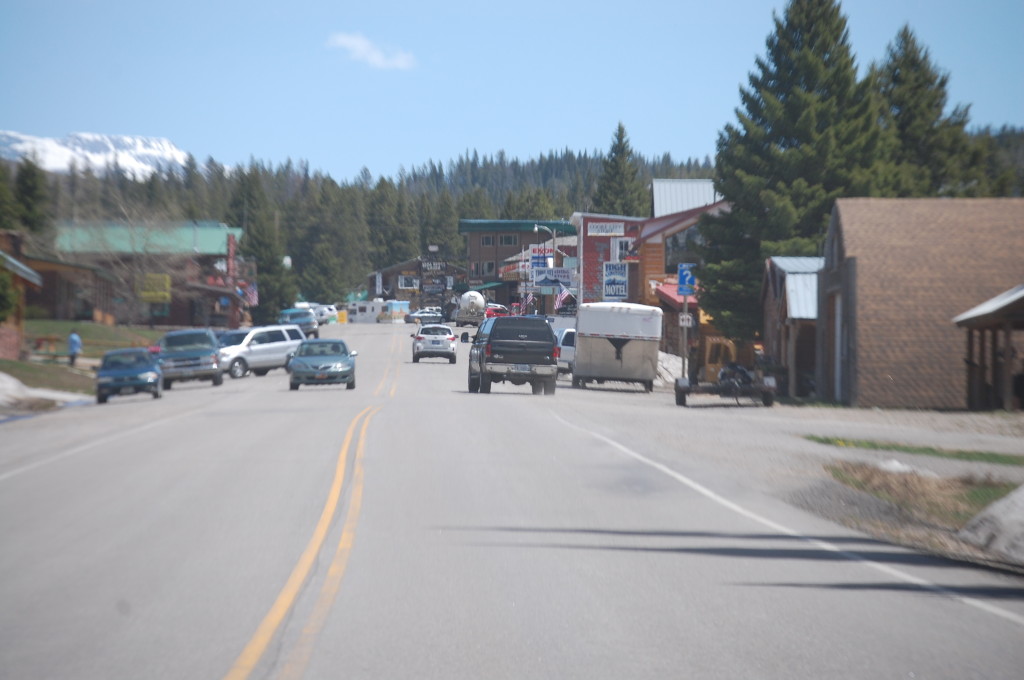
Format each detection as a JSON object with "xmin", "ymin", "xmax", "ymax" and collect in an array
[
  {"xmin": 101, "ymin": 352, "xmax": 151, "ymax": 370},
  {"xmin": 161, "ymin": 332, "xmax": 215, "ymax": 350},
  {"xmin": 297, "ymin": 342, "xmax": 346, "ymax": 357},
  {"xmin": 285, "ymin": 312, "xmax": 313, "ymax": 322}
]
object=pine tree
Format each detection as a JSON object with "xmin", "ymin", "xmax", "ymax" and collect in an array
[
  {"xmin": 873, "ymin": 26, "xmax": 977, "ymax": 196},
  {"xmin": 592, "ymin": 123, "xmax": 650, "ymax": 217},
  {"xmin": 500, "ymin": 187, "xmax": 557, "ymax": 220},
  {"xmin": 14, "ymin": 157, "xmax": 51, "ymax": 233},
  {"xmin": 0, "ymin": 163, "xmax": 18, "ymax": 231},
  {"xmin": 698, "ymin": 0, "xmax": 888, "ymax": 339},
  {"xmin": 228, "ymin": 167, "xmax": 296, "ymax": 323},
  {"xmin": 422, "ymin": 189, "xmax": 462, "ymax": 261}
]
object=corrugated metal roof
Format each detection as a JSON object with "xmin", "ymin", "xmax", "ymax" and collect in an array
[
  {"xmin": 785, "ymin": 273, "xmax": 819, "ymax": 320},
  {"xmin": 771, "ymin": 256, "xmax": 824, "ymax": 274},
  {"xmin": 1, "ymin": 251, "xmax": 43, "ymax": 287},
  {"xmin": 652, "ymin": 179, "xmax": 721, "ymax": 217},
  {"xmin": 952, "ymin": 284, "xmax": 1024, "ymax": 329},
  {"xmin": 57, "ymin": 221, "xmax": 243, "ymax": 256}
]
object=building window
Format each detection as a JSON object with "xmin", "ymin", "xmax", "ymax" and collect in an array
[
  {"xmin": 471, "ymin": 262, "xmax": 480, "ymax": 276},
  {"xmin": 398, "ymin": 275, "xmax": 419, "ymax": 290},
  {"xmin": 499, "ymin": 234, "xmax": 518, "ymax": 247},
  {"xmin": 482, "ymin": 261, "xmax": 496, "ymax": 276},
  {"xmin": 481, "ymin": 235, "xmax": 494, "ymax": 247},
  {"xmin": 611, "ymin": 237, "xmax": 635, "ymax": 263}
]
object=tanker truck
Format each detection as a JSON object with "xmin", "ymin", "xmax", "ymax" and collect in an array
[{"xmin": 455, "ymin": 290, "xmax": 487, "ymax": 327}]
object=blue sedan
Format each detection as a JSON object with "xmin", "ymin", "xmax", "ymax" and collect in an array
[
  {"xmin": 287, "ymin": 339, "xmax": 357, "ymax": 390},
  {"xmin": 96, "ymin": 348, "xmax": 163, "ymax": 404}
]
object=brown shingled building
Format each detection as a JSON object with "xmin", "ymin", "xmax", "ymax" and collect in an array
[{"xmin": 817, "ymin": 198, "xmax": 1024, "ymax": 410}]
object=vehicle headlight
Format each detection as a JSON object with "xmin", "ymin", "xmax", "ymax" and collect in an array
[{"xmin": 140, "ymin": 371, "xmax": 159, "ymax": 381}]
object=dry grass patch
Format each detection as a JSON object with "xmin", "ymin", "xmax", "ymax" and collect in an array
[{"xmin": 827, "ymin": 461, "xmax": 1016, "ymax": 530}]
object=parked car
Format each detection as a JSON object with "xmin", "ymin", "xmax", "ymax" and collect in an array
[
  {"xmin": 314, "ymin": 304, "xmax": 338, "ymax": 324},
  {"xmin": 278, "ymin": 308, "xmax": 319, "ymax": 338},
  {"xmin": 95, "ymin": 348, "xmax": 163, "ymax": 404},
  {"xmin": 156, "ymin": 328, "xmax": 223, "ymax": 390},
  {"xmin": 555, "ymin": 327, "xmax": 576, "ymax": 374},
  {"xmin": 485, "ymin": 303, "xmax": 510, "ymax": 318},
  {"xmin": 404, "ymin": 308, "xmax": 444, "ymax": 324},
  {"xmin": 219, "ymin": 325, "xmax": 305, "ymax": 378},
  {"xmin": 411, "ymin": 324, "xmax": 457, "ymax": 363},
  {"xmin": 287, "ymin": 338, "xmax": 358, "ymax": 390}
]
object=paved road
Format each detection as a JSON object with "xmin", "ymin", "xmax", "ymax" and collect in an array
[{"xmin": 2, "ymin": 322, "xmax": 1023, "ymax": 679}]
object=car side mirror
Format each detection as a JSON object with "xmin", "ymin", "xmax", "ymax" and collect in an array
[
  {"xmin": 350, "ymin": 350, "xmax": 358, "ymax": 357},
  {"xmin": 460, "ymin": 332, "xmax": 470, "ymax": 343}
]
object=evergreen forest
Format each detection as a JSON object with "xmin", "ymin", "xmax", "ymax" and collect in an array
[{"xmin": 1, "ymin": 0, "xmax": 1022, "ymax": 333}]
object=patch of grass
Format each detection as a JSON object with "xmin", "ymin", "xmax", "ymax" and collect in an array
[
  {"xmin": 807, "ymin": 435, "xmax": 1024, "ymax": 467},
  {"xmin": 827, "ymin": 461, "xmax": 1018, "ymax": 529},
  {"xmin": 0, "ymin": 359, "xmax": 96, "ymax": 395},
  {"xmin": 25, "ymin": 320, "xmax": 165, "ymax": 358}
]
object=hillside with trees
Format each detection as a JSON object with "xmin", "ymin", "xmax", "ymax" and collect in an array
[{"xmin": 1, "ymin": 0, "xmax": 1021, "ymax": 330}]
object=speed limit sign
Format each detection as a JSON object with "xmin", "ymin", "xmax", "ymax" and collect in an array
[{"xmin": 678, "ymin": 313, "xmax": 694, "ymax": 328}]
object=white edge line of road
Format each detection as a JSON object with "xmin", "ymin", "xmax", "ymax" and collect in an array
[
  {"xmin": 0, "ymin": 409, "xmax": 200, "ymax": 484},
  {"xmin": 553, "ymin": 413, "xmax": 1024, "ymax": 629}
]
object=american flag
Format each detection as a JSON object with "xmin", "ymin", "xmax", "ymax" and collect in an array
[
  {"xmin": 555, "ymin": 283, "xmax": 573, "ymax": 309},
  {"xmin": 244, "ymin": 282, "xmax": 259, "ymax": 306},
  {"xmin": 523, "ymin": 292, "xmax": 535, "ymax": 310}
]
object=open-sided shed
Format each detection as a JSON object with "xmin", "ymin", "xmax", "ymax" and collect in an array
[{"xmin": 953, "ymin": 285, "xmax": 1024, "ymax": 411}]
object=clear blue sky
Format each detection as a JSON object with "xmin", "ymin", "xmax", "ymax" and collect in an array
[{"xmin": 2, "ymin": 0, "xmax": 1021, "ymax": 183}]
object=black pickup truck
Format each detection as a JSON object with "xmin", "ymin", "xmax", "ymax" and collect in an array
[{"xmin": 464, "ymin": 316, "xmax": 559, "ymax": 395}]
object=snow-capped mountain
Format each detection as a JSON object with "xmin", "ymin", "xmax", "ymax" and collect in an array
[{"xmin": 0, "ymin": 131, "xmax": 189, "ymax": 177}]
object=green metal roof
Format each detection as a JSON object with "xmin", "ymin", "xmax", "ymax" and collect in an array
[
  {"xmin": 56, "ymin": 221, "xmax": 244, "ymax": 256},
  {"xmin": 458, "ymin": 219, "xmax": 576, "ymax": 236}
]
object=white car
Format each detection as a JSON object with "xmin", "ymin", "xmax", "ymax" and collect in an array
[
  {"xmin": 411, "ymin": 324, "xmax": 457, "ymax": 364},
  {"xmin": 218, "ymin": 324, "xmax": 306, "ymax": 378},
  {"xmin": 556, "ymin": 327, "xmax": 576, "ymax": 374},
  {"xmin": 314, "ymin": 304, "xmax": 338, "ymax": 324}
]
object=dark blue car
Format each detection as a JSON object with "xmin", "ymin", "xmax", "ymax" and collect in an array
[{"xmin": 95, "ymin": 348, "xmax": 163, "ymax": 404}]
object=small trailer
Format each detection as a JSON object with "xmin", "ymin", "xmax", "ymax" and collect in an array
[
  {"xmin": 571, "ymin": 302, "xmax": 662, "ymax": 392},
  {"xmin": 673, "ymin": 363, "xmax": 777, "ymax": 407}
]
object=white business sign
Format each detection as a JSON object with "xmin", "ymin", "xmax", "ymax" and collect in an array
[
  {"xmin": 532, "ymin": 267, "xmax": 573, "ymax": 287},
  {"xmin": 588, "ymin": 222, "xmax": 625, "ymax": 236}
]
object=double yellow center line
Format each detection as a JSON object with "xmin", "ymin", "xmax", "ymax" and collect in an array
[
  {"xmin": 222, "ymin": 404, "xmax": 378, "ymax": 680},
  {"xmin": 224, "ymin": 328, "xmax": 405, "ymax": 679}
]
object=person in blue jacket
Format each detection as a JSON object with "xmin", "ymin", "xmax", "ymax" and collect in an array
[{"xmin": 68, "ymin": 329, "xmax": 82, "ymax": 367}]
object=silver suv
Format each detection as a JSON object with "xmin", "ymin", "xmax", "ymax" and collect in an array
[{"xmin": 218, "ymin": 325, "xmax": 306, "ymax": 378}]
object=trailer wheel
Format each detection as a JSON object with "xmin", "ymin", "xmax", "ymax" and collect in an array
[
  {"xmin": 675, "ymin": 390, "xmax": 687, "ymax": 407},
  {"xmin": 643, "ymin": 380, "xmax": 653, "ymax": 393},
  {"xmin": 762, "ymin": 391, "xmax": 775, "ymax": 407},
  {"xmin": 571, "ymin": 375, "xmax": 581, "ymax": 389}
]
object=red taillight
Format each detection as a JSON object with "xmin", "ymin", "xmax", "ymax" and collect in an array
[
  {"xmin": 553, "ymin": 346, "xmax": 560, "ymax": 360},
  {"xmin": 447, "ymin": 335, "xmax": 455, "ymax": 341},
  {"xmin": 415, "ymin": 335, "xmax": 424, "ymax": 341},
  {"xmin": 484, "ymin": 342, "xmax": 492, "ymax": 357}
]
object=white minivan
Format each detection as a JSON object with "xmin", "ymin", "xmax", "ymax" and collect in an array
[{"xmin": 218, "ymin": 325, "xmax": 306, "ymax": 378}]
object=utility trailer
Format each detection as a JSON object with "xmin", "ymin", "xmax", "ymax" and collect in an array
[
  {"xmin": 571, "ymin": 302, "xmax": 662, "ymax": 392},
  {"xmin": 673, "ymin": 364, "xmax": 777, "ymax": 407}
]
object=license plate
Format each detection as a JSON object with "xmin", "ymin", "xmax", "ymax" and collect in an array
[
  {"xmin": 315, "ymin": 373, "xmax": 327, "ymax": 379},
  {"xmin": 120, "ymin": 387, "xmax": 134, "ymax": 395},
  {"xmin": 430, "ymin": 340, "xmax": 442, "ymax": 345},
  {"xmin": 514, "ymin": 364, "xmax": 530, "ymax": 372}
]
